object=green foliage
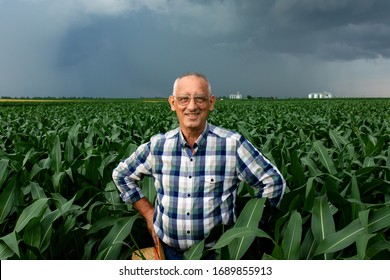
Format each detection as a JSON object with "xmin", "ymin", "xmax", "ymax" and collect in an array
[{"xmin": 0, "ymin": 98, "xmax": 389, "ymax": 259}]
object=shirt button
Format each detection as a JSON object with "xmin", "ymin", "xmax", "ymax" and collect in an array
[
  {"xmin": 187, "ymin": 194, "xmax": 191, "ymax": 197},
  {"xmin": 187, "ymin": 231, "xmax": 190, "ymax": 234},
  {"xmin": 189, "ymin": 175, "xmax": 192, "ymax": 179},
  {"xmin": 187, "ymin": 212, "xmax": 190, "ymax": 215},
  {"xmin": 190, "ymin": 158, "xmax": 193, "ymax": 161}
]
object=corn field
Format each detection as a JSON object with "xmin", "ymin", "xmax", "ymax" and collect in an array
[{"xmin": 0, "ymin": 98, "xmax": 389, "ymax": 260}]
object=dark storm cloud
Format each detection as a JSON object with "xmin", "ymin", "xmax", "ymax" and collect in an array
[
  {"xmin": 232, "ymin": 0, "xmax": 390, "ymax": 60},
  {"xmin": 1, "ymin": 0, "xmax": 390, "ymax": 98}
]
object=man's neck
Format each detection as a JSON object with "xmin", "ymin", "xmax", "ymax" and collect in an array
[
  {"xmin": 180, "ymin": 124, "xmax": 207, "ymax": 148},
  {"xmin": 181, "ymin": 130, "xmax": 200, "ymax": 148}
]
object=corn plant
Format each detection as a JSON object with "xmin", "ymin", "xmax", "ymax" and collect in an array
[{"xmin": 0, "ymin": 98, "xmax": 389, "ymax": 260}]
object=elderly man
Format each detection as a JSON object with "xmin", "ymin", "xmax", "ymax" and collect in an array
[{"xmin": 112, "ymin": 72, "xmax": 286, "ymax": 259}]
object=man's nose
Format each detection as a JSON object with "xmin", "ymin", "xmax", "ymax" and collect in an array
[{"xmin": 187, "ymin": 97, "xmax": 198, "ymax": 109}]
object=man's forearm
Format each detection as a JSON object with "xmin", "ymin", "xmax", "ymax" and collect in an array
[{"xmin": 133, "ymin": 197, "xmax": 154, "ymax": 218}]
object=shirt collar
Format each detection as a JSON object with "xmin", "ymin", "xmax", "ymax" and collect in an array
[{"xmin": 179, "ymin": 122, "xmax": 209, "ymax": 149}]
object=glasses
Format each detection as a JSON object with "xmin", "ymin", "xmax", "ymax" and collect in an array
[{"xmin": 174, "ymin": 95, "xmax": 211, "ymax": 106}]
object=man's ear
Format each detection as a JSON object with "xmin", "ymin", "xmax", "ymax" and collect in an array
[
  {"xmin": 168, "ymin": 95, "xmax": 176, "ymax": 111},
  {"xmin": 209, "ymin": 95, "xmax": 216, "ymax": 111}
]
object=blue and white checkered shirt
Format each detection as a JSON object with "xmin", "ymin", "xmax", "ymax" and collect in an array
[{"xmin": 112, "ymin": 123, "xmax": 286, "ymax": 250}]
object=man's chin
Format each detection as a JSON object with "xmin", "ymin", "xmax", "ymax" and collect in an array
[{"xmin": 182, "ymin": 120, "xmax": 205, "ymax": 130}]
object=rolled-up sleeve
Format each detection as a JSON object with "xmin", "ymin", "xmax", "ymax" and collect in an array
[
  {"xmin": 112, "ymin": 142, "xmax": 152, "ymax": 204},
  {"xmin": 236, "ymin": 136, "xmax": 286, "ymax": 206}
]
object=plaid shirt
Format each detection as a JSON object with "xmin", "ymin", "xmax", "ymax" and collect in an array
[{"xmin": 112, "ymin": 123, "xmax": 285, "ymax": 250}]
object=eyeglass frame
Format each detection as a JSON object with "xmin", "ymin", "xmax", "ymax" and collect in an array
[{"xmin": 172, "ymin": 94, "xmax": 213, "ymax": 106}]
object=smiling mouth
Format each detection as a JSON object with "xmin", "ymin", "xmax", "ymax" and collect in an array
[{"xmin": 185, "ymin": 112, "xmax": 200, "ymax": 118}]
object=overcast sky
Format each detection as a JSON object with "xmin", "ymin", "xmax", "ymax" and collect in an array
[{"xmin": 1, "ymin": 0, "xmax": 390, "ymax": 98}]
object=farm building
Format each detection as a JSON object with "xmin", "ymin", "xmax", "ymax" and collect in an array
[
  {"xmin": 308, "ymin": 91, "xmax": 333, "ymax": 99},
  {"xmin": 229, "ymin": 92, "xmax": 242, "ymax": 99}
]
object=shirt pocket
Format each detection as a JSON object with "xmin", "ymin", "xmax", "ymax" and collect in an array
[{"xmin": 200, "ymin": 175, "xmax": 225, "ymax": 194}]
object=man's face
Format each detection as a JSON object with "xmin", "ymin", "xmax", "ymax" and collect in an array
[{"xmin": 169, "ymin": 75, "xmax": 215, "ymax": 136}]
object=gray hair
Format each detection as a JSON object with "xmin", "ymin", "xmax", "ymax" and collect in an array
[{"xmin": 172, "ymin": 72, "xmax": 212, "ymax": 96}]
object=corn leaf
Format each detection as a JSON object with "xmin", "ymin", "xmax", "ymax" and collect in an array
[
  {"xmin": 350, "ymin": 175, "xmax": 362, "ymax": 219},
  {"xmin": 315, "ymin": 207, "xmax": 390, "ymax": 255},
  {"xmin": 184, "ymin": 239, "xmax": 205, "ymax": 260},
  {"xmin": 64, "ymin": 137, "xmax": 74, "ymax": 163},
  {"xmin": 63, "ymin": 215, "xmax": 77, "ymax": 234},
  {"xmin": 329, "ymin": 129, "xmax": 348, "ymax": 152},
  {"xmin": 211, "ymin": 227, "xmax": 273, "ymax": 251},
  {"xmin": 40, "ymin": 209, "xmax": 62, "ymax": 251},
  {"xmin": 290, "ymin": 150, "xmax": 306, "ymax": 187},
  {"xmin": 23, "ymin": 216, "xmax": 42, "ymax": 249},
  {"xmin": 30, "ymin": 163, "xmax": 44, "ymax": 180},
  {"xmin": 356, "ymin": 233, "xmax": 375, "ymax": 259},
  {"xmin": 228, "ymin": 198, "xmax": 266, "ymax": 260},
  {"xmin": 98, "ymin": 153, "xmax": 117, "ymax": 179},
  {"xmin": 303, "ymin": 177, "xmax": 315, "ymax": 210},
  {"xmin": 300, "ymin": 229, "xmax": 316, "ymax": 260},
  {"xmin": 0, "ymin": 177, "xmax": 17, "ymax": 224},
  {"xmin": 87, "ymin": 216, "xmax": 123, "ymax": 235},
  {"xmin": 68, "ymin": 123, "xmax": 81, "ymax": 144},
  {"xmin": 315, "ymin": 219, "xmax": 363, "ymax": 255},
  {"xmin": 0, "ymin": 231, "xmax": 20, "ymax": 258},
  {"xmin": 15, "ymin": 198, "xmax": 49, "ymax": 232},
  {"xmin": 0, "ymin": 241, "xmax": 14, "ymax": 259},
  {"xmin": 311, "ymin": 195, "xmax": 335, "ymax": 259},
  {"xmin": 97, "ymin": 214, "xmax": 141, "ymax": 260},
  {"xmin": 367, "ymin": 206, "xmax": 390, "ymax": 233},
  {"xmin": 29, "ymin": 182, "xmax": 47, "ymax": 200},
  {"xmin": 313, "ymin": 140, "xmax": 337, "ymax": 175},
  {"xmin": 85, "ymin": 155, "xmax": 100, "ymax": 185},
  {"xmin": 358, "ymin": 209, "xmax": 370, "ymax": 229},
  {"xmin": 281, "ymin": 210, "xmax": 302, "ymax": 260},
  {"xmin": 324, "ymin": 175, "xmax": 350, "ymax": 209},
  {"xmin": 366, "ymin": 239, "xmax": 390, "ymax": 259},
  {"xmin": 104, "ymin": 182, "xmax": 120, "ymax": 209},
  {"xmin": 0, "ymin": 159, "xmax": 9, "ymax": 189},
  {"xmin": 52, "ymin": 171, "xmax": 66, "ymax": 193},
  {"xmin": 312, "ymin": 195, "xmax": 335, "ymax": 241},
  {"xmin": 50, "ymin": 135, "xmax": 61, "ymax": 172},
  {"xmin": 22, "ymin": 148, "xmax": 34, "ymax": 168},
  {"xmin": 301, "ymin": 157, "xmax": 322, "ymax": 177}
]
